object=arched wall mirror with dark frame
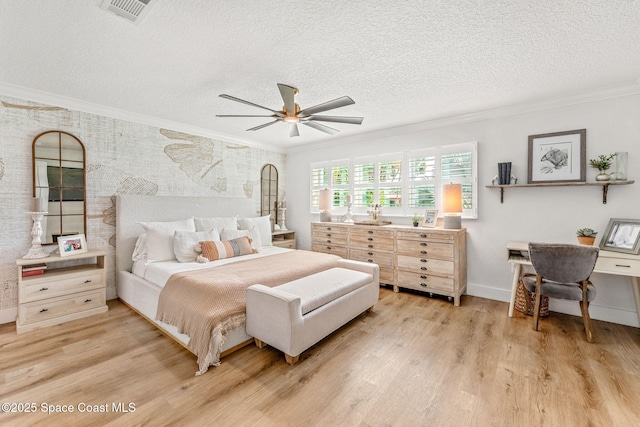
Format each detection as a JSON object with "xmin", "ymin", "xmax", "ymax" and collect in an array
[
  {"xmin": 260, "ymin": 163, "xmax": 278, "ymax": 226},
  {"xmin": 32, "ymin": 130, "xmax": 87, "ymax": 245}
]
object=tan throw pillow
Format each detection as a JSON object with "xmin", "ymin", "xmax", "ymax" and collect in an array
[{"xmin": 199, "ymin": 236, "xmax": 255, "ymax": 261}]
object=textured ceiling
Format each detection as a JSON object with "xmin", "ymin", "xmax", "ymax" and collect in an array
[{"xmin": 1, "ymin": 0, "xmax": 639, "ymax": 151}]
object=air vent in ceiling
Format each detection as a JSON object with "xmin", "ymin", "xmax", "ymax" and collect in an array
[{"xmin": 100, "ymin": 0, "xmax": 153, "ymax": 24}]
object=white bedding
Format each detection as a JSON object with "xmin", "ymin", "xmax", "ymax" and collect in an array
[{"xmin": 132, "ymin": 246, "xmax": 292, "ymax": 288}]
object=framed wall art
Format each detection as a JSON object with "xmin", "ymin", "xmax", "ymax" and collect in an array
[
  {"xmin": 599, "ymin": 218, "xmax": 640, "ymax": 255},
  {"xmin": 527, "ymin": 129, "xmax": 586, "ymax": 184}
]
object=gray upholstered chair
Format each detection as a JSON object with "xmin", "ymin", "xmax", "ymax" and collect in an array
[{"xmin": 522, "ymin": 243, "xmax": 599, "ymax": 342}]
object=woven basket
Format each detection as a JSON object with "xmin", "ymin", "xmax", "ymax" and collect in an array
[{"xmin": 515, "ymin": 279, "xmax": 549, "ymax": 317}]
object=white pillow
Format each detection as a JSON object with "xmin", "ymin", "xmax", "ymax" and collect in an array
[
  {"xmin": 174, "ymin": 229, "xmax": 220, "ymax": 262},
  {"xmin": 221, "ymin": 227, "xmax": 262, "ymax": 252},
  {"xmin": 139, "ymin": 218, "xmax": 196, "ymax": 262},
  {"xmin": 238, "ymin": 215, "xmax": 272, "ymax": 247},
  {"xmin": 132, "ymin": 234, "xmax": 147, "ymax": 261},
  {"xmin": 194, "ymin": 216, "xmax": 238, "ymax": 232}
]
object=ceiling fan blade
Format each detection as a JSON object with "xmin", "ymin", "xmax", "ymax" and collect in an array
[
  {"xmin": 298, "ymin": 96, "xmax": 355, "ymax": 116},
  {"xmin": 289, "ymin": 123, "xmax": 300, "ymax": 137},
  {"xmin": 219, "ymin": 94, "xmax": 284, "ymax": 116},
  {"xmin": 216, "ymin": 114, "xmax": 278, "ymax": 118},
  {"xmin": 306, "ymin": 115, "xmax": 364, "ymax": 125},
  {"xmin": 246, "ymin": 120, "xmax": 280, "ymax": 131},
  {"xmin": 302, "ymin": 121, "xmax": 339, "ymax": 135},
  {"xmin": 277, "ymin": 83, "xmax": 297, "ymax": 116}
]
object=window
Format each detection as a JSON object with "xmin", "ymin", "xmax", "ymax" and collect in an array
[{"xmin": 310, "ymin": 141, "xmax": 477, "ymax": 219}]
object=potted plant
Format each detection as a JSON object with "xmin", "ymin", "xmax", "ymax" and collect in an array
[
  {"xmin": 576, "ymin": 227, "xmax": 598, "ymax": 246},
  {"xmin": 589, "ymin": 153, "xmax": 616, "ymax": 181},
  {"xmin": 412, "ymin": 214, "xmax": 422, "ymax": 227}
]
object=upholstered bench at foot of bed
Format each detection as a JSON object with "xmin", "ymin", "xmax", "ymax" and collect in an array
[{"xmin": 245, "ymin": 259, "xmax": 380, "ymax": 364}]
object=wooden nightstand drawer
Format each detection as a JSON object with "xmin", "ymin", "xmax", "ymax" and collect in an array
[
  {"xmin": 22, "ymin": 272, "xmax": 103, "ymax": 302},
  {"xmin": 397, "ymin": 255, "xmax": 454, "ymax": 276},
  {"xmin": 19, "ymin": 289, "xmax": 106, "ymax": 325},
  {"xmin": 397, "ymin": 270, "xmax": 454, "ymax": 293},
  {"xmin": 396, "ymin": 240, "xmax": 453, "ymax": 259}
]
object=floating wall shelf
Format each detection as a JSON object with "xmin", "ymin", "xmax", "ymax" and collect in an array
[{"xmin": 486, "ymin": 180, "xmax": 635, "ymax": 204}]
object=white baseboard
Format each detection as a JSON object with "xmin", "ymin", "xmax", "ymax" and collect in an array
[
  {"xmin": 0, "ymin": 307, "xmax": 17, "ymax": 325},
  {"xmin": 467, "ymin": 282, "xmax": 639, "ymax": 328}
]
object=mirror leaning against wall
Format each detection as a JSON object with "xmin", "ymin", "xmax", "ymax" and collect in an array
[
  {"xmin": 260, "ymin": 163, "xmax": 278, "ymax": 228},
  {"xmin": 32, "ymin": 130, "xmax": 86, "ymax": 245}
]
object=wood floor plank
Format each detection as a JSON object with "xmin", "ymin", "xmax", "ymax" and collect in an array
[{"xmin": 1, "ymin": 288, "xmax": 640, "ymax": 426}]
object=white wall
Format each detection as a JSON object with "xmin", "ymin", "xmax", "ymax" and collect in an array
[{"xmin": 286, "ymin": 93, "xmax": 640, "ymax": 327}]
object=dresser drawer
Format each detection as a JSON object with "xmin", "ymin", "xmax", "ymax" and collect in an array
[
  {"xmin": 312, "ymin": 232, "xmax": 348, "ymax": 246},
  {"xmin": 312, "ymin": 224, "xmax": 349, "ymax": 235},
  {"xmin": 595, "ymin": 256, "xmax": 640, "ymax": 276},
  {"xmin": 312, "ymin": 243, "xmax": 348, "ymax": 258},
  {"xmin": 350, "ymin": 248, "xmax": 394, "ymax": 267},
  {"xmin": 397, "ymin": 255, "xmax": 454, "ymax": 276},
  {"xmin": 380, "ymin": 268, "xmax": 395, "ymax": 284},
  {"xmin": 396, "ymin": 230, "xmax": 455, "ymax": 242},
  {"xmin": 350, "ymin": 227, "xmax": 395, "ymax": 239},
  {"xmin": 22, "ymin": 272, "xmax": 103, "ymax": 302},
  {"xmin": 19, "ymin": 289, "xmax": 106, "ymax": 325},
  {"xmin": 349, "ymin": 233, "xmax": 395, "ymax": 251},
  {"xmin": 396, "ymin": 240, "xmax": 453, "ymax": 259},
  {"xmin": 397, "ymin": 270, "xmax": 454, "ymax": 293}
]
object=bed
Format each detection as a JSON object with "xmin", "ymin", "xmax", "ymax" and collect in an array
[{"xmin": 115, "ymin": 195, "xmax": 340, "ymax": 375}]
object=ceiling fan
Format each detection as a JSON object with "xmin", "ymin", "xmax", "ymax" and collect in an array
[{"xmin": 216, "ymin": 83, "xmax": 364, "ymax": 137}]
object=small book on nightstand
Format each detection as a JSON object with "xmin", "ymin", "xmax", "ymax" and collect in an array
[{"xmin": 21, "ymin": 263, "xmax": 47, "ymax": 277}]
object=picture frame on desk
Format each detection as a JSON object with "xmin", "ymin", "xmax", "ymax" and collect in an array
[
  {"xmin": 600, "ymin": 218, "xmax": 640, "ymax": 255},
  {"xmin": 421, "ymin": 209, "xmax": 438, "ymax": 228},
  {"xmin": 527, "ymin": 129, "xmax": 586, "ymax": 184},
  {"xmin": 58, "ymin": 233, "xmax": 88, "ymax": 257}
]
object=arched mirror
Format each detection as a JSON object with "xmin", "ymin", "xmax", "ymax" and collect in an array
[
  {"xmin": 32, "ymin": 131, "xmax": 86, "ymax": 245},
  {"xmin": 260, "ymin": 164, "xmax": 278, "ymax": 225}
]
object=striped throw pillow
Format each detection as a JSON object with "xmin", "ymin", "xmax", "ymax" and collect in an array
[{"xmin": 199, "ymin": 236, "xmax": 255, "ymax": 261}]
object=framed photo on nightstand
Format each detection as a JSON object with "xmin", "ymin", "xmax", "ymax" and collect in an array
[{"xmin": 58, "ymin": 234, "xmax": 88, "ymax": 257}]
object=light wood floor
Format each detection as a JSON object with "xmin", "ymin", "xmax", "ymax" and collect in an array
[{"xmin": 1, "ymin": 287, "xmax": 640, "ymax": 426}]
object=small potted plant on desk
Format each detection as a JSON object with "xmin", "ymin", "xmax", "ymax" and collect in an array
[
  {"xmin": 589, "ymin": 153, "xmax": 616, "ymax": 181},
  {"xmin": 576, "ymin": 228, "xmax": 597, "ymax": 246},
  {"xmin": 412, "ymin": 214, "xmax": 422, "ymax": 227}
]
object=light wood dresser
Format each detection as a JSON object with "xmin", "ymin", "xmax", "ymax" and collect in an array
[
  {"xmin": 16, "ymin": 250, "xmax": 108, "ymax": 333},
  {"xmin": 311, "ymin": 223, "xmax": 467, "ymax": 306}
]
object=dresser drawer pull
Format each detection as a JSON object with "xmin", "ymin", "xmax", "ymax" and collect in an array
[
  {"xmin": 368, "ymin": 252, "xmax": 373, "ymax": 256},
  {"xmin": 84, "ymin": 299, "xmax": 92, "ymax": 303},
  {"xmin": 420, "ymin": 250, "xmax": 427, "ymax": 254},
  {"xmin": 420, "ymin": 234, "xmax": 427, "ymax": 238},
  {"xmin": 327, "ymin": 227, "xmax": 332, "ymax": 231},
  {"xmin": 421, "ymin": 267, "xmax": 428, "ymax": 271},
  {"xmin": 367, "ymin": 237, "xmax": 373, "ymax": 241},
  {"xmin": 84, "ymin": 279, "xmax": 92, "ymax": 283},
  {"xmin": 368, "ymin": 259, "xmax": 373, "ymax": 263},
  {"xmin": 326, "ymin": 240, "xmax": 332, "ymax": 243},
  {"xmin": 615, "ymin": 264, "xmax": 631, "ymax": 268},
  {"xmin": 420, "ymin": 283, "xmax": 428, "ymax": 288},
  {"xmin": 368, "ymin": 230, "xmax": 374, "ymax": 234},
  {"xmin": 420, "ymin": 242, "xmax": 427, "ymax": 246},
  {"xmin": 368, "ymin": 244, "xmax": 373, "ymax": 248},
  {"xmin": 420, "ymin": 259, "xmax": 427, "ymax": 263},
  {"xmin": 420, "ymin": 275, "xmax": 427, "ymax": 279},
  {"xmin": 326, "ymin": 246, "xmax": 332, "ymax": 250},
  {"xmin": 326, "ymin": 233, "xmax": 332, "ymax": 237},
  {"xmin": 40, "ymin": 308, "xmax": 48, "ymax": 313},
  {"xmin": 39, "ymin": 287, "xmax": 49, "ymax": 291}
]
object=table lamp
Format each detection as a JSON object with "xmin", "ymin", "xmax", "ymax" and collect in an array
[
  {"xmin": 443, "ymin": 183, "xmax": 462, "ymax": 229},
  {"xmin": 319, "ymin": 188, "xmax": 332, "ymax": 222}
]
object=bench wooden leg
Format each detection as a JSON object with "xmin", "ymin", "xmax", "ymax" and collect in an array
[
  {"xmin": 285, "ymin": 354, "xmax": 300, "ymax": 365},
  {"xmin": 254, "ymin": 338, "xmax": 265, "ymax": 349},
  {"xmin": 366, "ymin": 306, "xmax": 374, "ymax": 313}
]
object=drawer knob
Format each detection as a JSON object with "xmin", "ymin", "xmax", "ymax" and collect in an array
[
  {"xmin": 420, "ymin": 250, "xmax": 427, "ymax": 254},
  {"xmin": 368, "ymin": 252, "xmax": 373, "ymax": 256},
  {"xmin": 420, "ymin": 234, "xmax": 427, "ymax": 238},
  {"xmin": 327, "ymin": 227, "xmax": 332, "ymax": 231},
  {"xmin": 326, "ymin": 233, "xmax": 332, "ymax": 237},
  {"xmin": 420, "ymin": 275, "xmax": 427, "ymax": 279},
  {"xmin": 420, "ymin": 283, "xmax": 428, "ymax": 288},
  {"xmin": 367, "ymin": 237, "xmax": 373, "ymax": 241},
  {"xmin": 368, "ymin": 244, "xmax": 373, "ymax": 248},
  {"xmin": 326, "ymin": 246, "xmax": 332, "ymax": 250},
  {"xmin": 39, "ymin": 308, "xmax": 48, "ymax": 313},
  {"xmin": 421, "ymin": 267, "xmax": 428, "ymax": 271},
  {"xmin": 420, "ymin": 259, "xmax": 427, "ymax": 263},
  {"xmin": 84, "ymin": 280, "xmax": 92, "ymax": 283},
  {"xmin": 84, "ymin": 299, "xmax": 92, "ymax": 303},
  {"xmin": 420, "ymin": 242, "xmax": 427, "ymax": 246},
  {"xmin": 367, "ymin": 259, "xmax": 373, "ymax": 263},
  {"xmin": 326, "ymin": 240, "xmax": 332, "ymax": 243},
  {"xmin": 39, "ymin": 287, "xmax": 49, "ymax": 291},
  {"xmin": 368, "ymin": 230, "xmax": 373, "ymax": 234}
]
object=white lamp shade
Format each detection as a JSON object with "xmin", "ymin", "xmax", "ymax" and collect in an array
[
  {"xmin": 443, "ymin": 184, "xmax": 462, "ymax": 213},
  {"xmin": 319, "ymin": 189, "xmax": 332, "ymax": 212}
]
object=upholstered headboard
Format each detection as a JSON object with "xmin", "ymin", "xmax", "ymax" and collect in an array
[{"xmin": 115, "ymin": 195, "xmax": 257, "ymax": 273}]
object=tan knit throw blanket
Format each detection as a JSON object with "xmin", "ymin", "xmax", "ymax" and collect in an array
[{"xmin": 156, "ymin": 250, "xmax": 340, "ymax": 375}]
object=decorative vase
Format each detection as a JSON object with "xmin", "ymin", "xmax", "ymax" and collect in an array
[
  {"xmin": 613, "ymin": 152, "xmax": 628, "ymax": 180},
  {"xmin": 595, "ymin": 172, "xmax": 610, "ymax": 181},
  {"xmin": 577, "ymin": 236, "xmax": 596, "ymax": 246}
]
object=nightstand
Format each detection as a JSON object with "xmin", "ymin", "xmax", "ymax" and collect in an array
[
  {"xmin": 16, "ymin": 249, "xmax": 108, "ymax": 333},
  {"xmin": 272, "ymin": 230, "xmax": 296, "ymax": 249}
]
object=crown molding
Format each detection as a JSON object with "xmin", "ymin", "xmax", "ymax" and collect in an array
[
  {"xmin": 286, "ymin": 81, "xmax": 640, "ymax": 154},
  {"xmin": 0, "ymin": 82, "xmax": 285, "ymax": 153}
]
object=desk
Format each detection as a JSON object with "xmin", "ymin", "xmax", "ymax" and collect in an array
[{"xmin": 507, "ymin": 241, "xmax": 640, "ymax": 325}]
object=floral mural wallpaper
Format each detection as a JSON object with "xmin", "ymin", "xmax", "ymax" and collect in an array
[{"xmin": 0, "ymin": 95, "xmax": 286, "ymax": 319}]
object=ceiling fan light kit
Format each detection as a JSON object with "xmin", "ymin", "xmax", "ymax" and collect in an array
[{"xmin": 217, "ymin": 83, "xmax": 363, "ymax": 137}]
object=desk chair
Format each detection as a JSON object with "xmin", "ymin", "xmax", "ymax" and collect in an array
[{"xmin": 522, "ymin": 243, "xmax": 599, "ymax": 342}]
